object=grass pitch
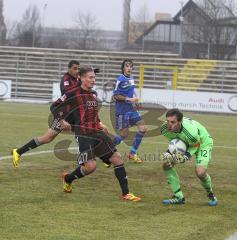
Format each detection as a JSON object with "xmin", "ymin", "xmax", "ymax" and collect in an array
[{"xmin": 0, "ymin": 102, "xmax": 236, "ymax": 240}]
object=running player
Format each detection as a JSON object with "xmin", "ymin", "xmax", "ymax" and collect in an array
[{"xmin": 112, "ymin": 59, "xmax": 147, "ymax": 163}]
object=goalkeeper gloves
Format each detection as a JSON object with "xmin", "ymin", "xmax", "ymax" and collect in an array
[
  {"xmin": 161, "ymin": 151, "xmax": 191, "ymax": 164},
  {"xmin": 172, "ymin": 152, "xmax": 191, "ymax": 163},
  {"xmin": 161, "ymin": 151, "xmax": 174, "ymax": 165}
]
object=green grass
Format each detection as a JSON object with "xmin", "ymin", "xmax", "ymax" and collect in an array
[{"xmin": 0, "ymin": 102, "xmax": 237, "ymax": 240}]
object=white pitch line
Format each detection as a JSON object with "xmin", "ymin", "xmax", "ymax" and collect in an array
[
  {"xmin": 0, "ymin": 141, "xmax": 237, "ymax": 162},
  {"xmin": 0, "ymin": 147, "xmax": 78, "ymax": 161}
]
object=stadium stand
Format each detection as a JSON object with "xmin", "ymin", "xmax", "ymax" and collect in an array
[{"xmin": 0, "ymin": 46, "xmax": 236, "ymax": 101}]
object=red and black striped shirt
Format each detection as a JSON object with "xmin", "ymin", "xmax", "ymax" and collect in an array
[
  {"xmin": 51, "ymin": 86, "xmax": 102, "ymax": 135},
  {"xmin": 60, "ymin": 72, "xmax": 81, "ymax": 95}
]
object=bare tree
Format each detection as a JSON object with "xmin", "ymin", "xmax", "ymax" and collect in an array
[
  {"xmin": 133, "ymin": 3, "xmax": 151, "ymax": 24},
  {"xmin": 73, "ymin": 10, "xmax": 100, "ymax": 50},
  {"xmin": 12, "ymin": 4, "xmax": 42, "ymax": 47},
  {"xmin": 129, "ymin": 3, "xmax": 152, "ymax": 44},
  {"xmin": 0, "ymin": 0, "xmax": 7, "ymax": 45},
  {"xmin": 5, "ymin": 20, "xmax": 17, "ymax": 45},
  {"xmin": 184, "ymin": 0, "xmax": 237, "ymax": 59},
  {"xmin": 42, "ymin": 27, "xmax": 69, "ymax": 49}
]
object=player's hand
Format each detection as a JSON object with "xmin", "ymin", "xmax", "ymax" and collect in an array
[
  {"xmin": 99, "ymin": 122, "xmax": 109, "ymax": 134},
  {"xmin": 127, "ymin": 97, "xmax": 140, "ymax": 103},
  {"xmin": 135, "ymin": 102, "xmax": 142, "ymax": 110},
  {"xmin": 60, "ymin": 120, "xmax": 71, "ymax": 131},
  {"xmin": 172, "ymin": 152, "xmax": 190, "ymax": 164},
  {"xmin": 161, "ymin": 152, "xmax": 175, "ymax": 166}
]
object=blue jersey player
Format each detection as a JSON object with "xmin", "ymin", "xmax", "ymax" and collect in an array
[{"xmin": 112, "ymin": 59, "xmax": 147, "ymax": 163}]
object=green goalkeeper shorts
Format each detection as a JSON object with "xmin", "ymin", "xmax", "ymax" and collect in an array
[{"xmin": 195, "ymin": 143, "xmax": 213, "ymax": 168}]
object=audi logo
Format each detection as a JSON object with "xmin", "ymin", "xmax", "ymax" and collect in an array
[{"xmin": 86, "ymin": 101, "xmax": 97, "ymax": 107}]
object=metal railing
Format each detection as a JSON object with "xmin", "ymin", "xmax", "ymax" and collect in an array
[{"xmin": 0, "ymin": 46, "xmax": 236, "ymax": 101}]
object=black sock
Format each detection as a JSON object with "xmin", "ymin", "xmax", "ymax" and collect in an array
[
  {"xmin": 65, "ymin": 166, "xmax": 85, "ymax": 183},
  {"xmin": 17, "ymin": 138, "xmax": 41, "ymax": 155},
  {"xmin": 114, "ymin": 164, "xmax": 129, "ymax": 195}
]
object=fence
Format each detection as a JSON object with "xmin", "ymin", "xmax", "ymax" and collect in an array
[{"xmin": 0, "ymin": 46, "xmax": 236, "ymax": 101}]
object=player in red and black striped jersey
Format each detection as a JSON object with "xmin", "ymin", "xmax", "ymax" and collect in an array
[
  {"xmin": 60, "ymin": 62, "xmax": 81, "ymax": 95},
  {"xmin": 12, "ymin": 60, "xmax": 80, "ymax": 168},
  {"xmin": 51, "ymin": 66, "xmax": 141, "ymax": 201},
  {"xmin": 52, "ymin": 88, "xmax": 100, "ymax": 133}
]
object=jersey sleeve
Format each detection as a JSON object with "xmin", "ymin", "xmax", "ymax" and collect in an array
[
  {"xmin": 159, "ymin": 122, "xmax": 173, "ymax": 141},
  {"xmin": 113, "ymin": 75, "xmax": 125, "ymax": 96},
  {"xmin": 60, "ymin": 74, "xmax": 71, "ymax": 95},
  {"xmin": 50, "ymin": 90, "xmax": 75, "ymax": 120},
  {"xmin": 183, "ymin": 126, "xmax": 200, "ymax": 156},
  {"xmin": 60, "ymin": 77, "xmax": 65, "ymax": 95},
  {"xmin": 60, "ymin": 74, "xmax": 80, "ymax": 95}
]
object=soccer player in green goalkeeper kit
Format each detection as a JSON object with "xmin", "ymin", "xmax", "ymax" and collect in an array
[{"xmin": 160, "ymin": 108, "xmax": 218, "ymax": 206}]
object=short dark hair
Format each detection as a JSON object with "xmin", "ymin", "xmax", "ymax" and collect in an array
[
  {"xmin": 68, "ymin": 60, "xmax": 80, "ymax": 68},
  {"xmin": 121, "ymin": 59, "xmax": 133, "ymax": 73},
  {"xmin": 79, "ymin": 66, "xmax": 94, "ymax": 77},
  {"xmin": 94, "ymin": 68, "xmax": 100, "ymax": 74},
  {"xmin": 166, "ymin": 108, "xmax": 183, "ymax": 122}
]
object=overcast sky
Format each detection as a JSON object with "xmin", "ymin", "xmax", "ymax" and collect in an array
[{"xmin": 3, "ymin": 0, "xmax": 190, "ymax": 30}]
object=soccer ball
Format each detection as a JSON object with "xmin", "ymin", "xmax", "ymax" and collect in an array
[{"xmin": 168, "ymin": 139, "xmax": 187, "ymax": 154}]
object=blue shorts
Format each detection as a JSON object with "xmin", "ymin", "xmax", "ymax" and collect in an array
[{"xmin": 115, "ymin": 111, "xmax": 142, "ymax": 130}]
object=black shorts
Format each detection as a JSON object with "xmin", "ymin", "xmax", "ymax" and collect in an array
[{"xmin": 76, "ymin": 131, "xmax": 117, "ymax": 165}]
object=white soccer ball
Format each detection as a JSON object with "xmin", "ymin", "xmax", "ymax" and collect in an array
[{"xmin": 168, "ymin": 138, "xmax": 187, "ymax": 154}]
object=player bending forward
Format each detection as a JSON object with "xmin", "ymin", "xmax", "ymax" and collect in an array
[{"xmin": 160, "ymin": 108, "xmax": 218, "ymax": 206}]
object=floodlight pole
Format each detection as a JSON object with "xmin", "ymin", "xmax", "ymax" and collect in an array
[
  {"xmin": 42, "ymin": 3, "xmax": 48, "ymax": 28},
  {"xmin": 207, "ymin": 42, "xmax": 211, "ymax": 59},
  {"xmin": 142, "ymin": 35, "xmax": 145, "ymax": 52},
  {"xmin": 236, "ymin": 43, "xmax": 237, "ymax": 59},
  {"xmin": 32, "ymin": 29, "xmax": 35, "ymax": 47},
  {"xmin": 123, "ymin": 0, "xmax": 131, "ymax": 48},
  {"xmin": 41, "ymin": 3, "xmax": 48, "ymax": 47}
]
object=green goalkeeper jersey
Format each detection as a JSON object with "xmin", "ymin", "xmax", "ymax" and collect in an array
[{"xmin": 160, "ymin": 117, "xmax": 213, "ymax": 156}]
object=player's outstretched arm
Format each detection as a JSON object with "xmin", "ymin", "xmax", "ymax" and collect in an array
[{"xmin": 113, "ymin": 94, "xmax": 139, "ymax": 103}]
